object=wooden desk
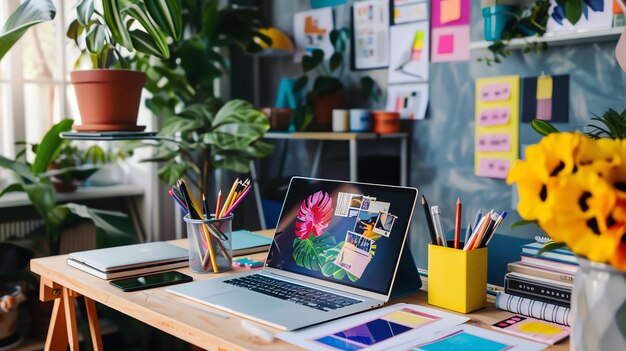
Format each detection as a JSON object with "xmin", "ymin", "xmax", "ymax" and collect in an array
[{"xmin": 31, "ymin": 231, "xmax": 568, "ymax": 351}]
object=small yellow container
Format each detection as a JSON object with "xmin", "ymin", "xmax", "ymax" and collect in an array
[{"xmin": 427, "ymin": 243, "xmax": 488, "ymax": 313}]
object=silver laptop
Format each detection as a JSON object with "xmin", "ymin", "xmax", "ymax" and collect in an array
[
  {"xmin": 68, "ymin": 242, "xmax": 188, "ymax": 279},
  {"xmin": 167, "ymin": 177, "xmax": 418, "ymax": 330}
]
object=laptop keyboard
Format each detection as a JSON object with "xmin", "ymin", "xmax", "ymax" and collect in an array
[{"xmin": 224, "ymin": 274, "xmax": 361, "ymax": 312}]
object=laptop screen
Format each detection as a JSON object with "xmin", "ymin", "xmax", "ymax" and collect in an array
[{"xmin": 266, "ymin": 177, "xmax": 418, "ymax": 296}]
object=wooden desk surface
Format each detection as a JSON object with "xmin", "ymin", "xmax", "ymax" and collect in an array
[{"xmin": 30, "ymin": 230, "xmax": 568, "ymax": 351}]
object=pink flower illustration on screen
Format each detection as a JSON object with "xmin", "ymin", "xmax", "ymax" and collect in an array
[{"xmin": 295, "ymin": 190, "xmax": 333, "ymax": 240}]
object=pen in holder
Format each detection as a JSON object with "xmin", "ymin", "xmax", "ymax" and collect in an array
[
  {"xmin": 428, "ymin": 241, "xmax": 487, "ymax": 313},
  {"xmin": 184, "ymin": 213, "xmax": 233, "ymax": 273}
]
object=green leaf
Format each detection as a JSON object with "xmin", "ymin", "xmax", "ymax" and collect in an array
[
  {"xmin": 66, "ymin": 19, "xmax": 84, "ymax": 46},
  {"xmin": 213, "ymin": 156, "xmax": 249, "ymax": 173},
  {"xmin": 63, "ymin": 204, "xmax": 137, "ymax": 248},
  {"xmin": 31, "ymin": 119, "xmax": 73, "ymax": 176},
  {"xmin": 129, "ymin": 29, "xmax": 168, "ymax": 59},
  {"xmin": 511, "ymin": 219, "xmax": 538, "ymax": 229},
  {"xmin": 0, "ymin": 183, "xmax": 24, "ymax": 199},
  {"xmin": 0, "ymin": 0, "xmax": 56, "ymax": 62},
  {"xmin": 302, "ymin": 49, "xmax": 324, "ymax": 72},
  {"xmin": 292, "ymin": 233, "xmax": 336, "ymax": 271},
  {"xmin": 293, "ymin": 105, "xmax": 314, "ymax": 132},
  {"xmin": 76, "ymin": 0, "xmax": 94, "ymax": 26},
  {"xmin": 145, "ymin": 0, "xmax": 182, "ymax": 41},
  {"xmin": 329, "ymin": 52, "xmax": 343, "ymax": 72},
  {"xmin": 293, "ymin": 76, "xmax": 308, "ymax": 93},
  {"xmin": 531, "ymin": 119, "xmax": 559, "ymax": 137},
  {"xmin": 212, "ymin": 99, "xmax": 269, "ymax": 128},
  {"xmin": 0, "ymin": 155, "xmax": 36, "ymax": 183},
  {"xmin": 85, "ymin": 23, "xmax": 106, "ymax": 55},
  {"xmin": 124, "ymin": 2, "xmax": 170, "ymax": 58},
  {"xmin": 538, "ymin": 241, "xmax": 566, "ymax": 256},
  {"xmin": 102, "ymin": 0, "xmax": 133, "ymax": 50},
  {"xmin": 565, "ymin": 0, "xmax": 583, "ymax": 25}
]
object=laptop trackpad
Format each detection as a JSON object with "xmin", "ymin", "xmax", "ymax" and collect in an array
[{"xmin": 202, "ymin": 289, "xmax": 320, "ymax": 328}]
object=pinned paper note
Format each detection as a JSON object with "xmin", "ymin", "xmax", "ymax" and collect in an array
[
  {"xmin": 480, "ymin": 83, "xmax": 512, "ymax": 102},
  {"xmin": 477, "ymin": 158, "xmax": 511, "ymax": 179},
  {"xmin": 440, "ymin": 0, "xmax": 462, "ymax": 24},
  {"xmin": 430, "ymin": 0, "xmax": 470, "ymax": 63},
  {"xmin": 478, "ymin": 108, "xmax": 511, "ymax": 127},
  {"xmin": 477, "ymin": 134, "xmax": 512, "ymax": 152},
  {"xmin": 536, "ymin": 76, "xmax": 553, "ymax": 99},
  {"xmin": 521, "ymin": 75, "xmax": 569, "ymax": 123}
]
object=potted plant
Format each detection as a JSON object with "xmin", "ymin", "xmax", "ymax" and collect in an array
[
  {"xmin": 134, "ymin": 0, "xmax": 275, "ymax": 196},
  {"xmin": 67, "ymin": 0, "xmax": 182, "ymax": 131},
  {"xmin": 292, "ymin": 28, "xmax": 381, "ymax": 131},
  {"xmin": 507, "ymin": 113, "xmax": 626, "ymax": 350},
  {"xmin": 83, "ymin": 144, "xmax": 131, "ymax": 186}
]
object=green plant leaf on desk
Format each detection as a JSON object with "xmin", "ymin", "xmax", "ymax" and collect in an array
[
  {"xmin": 538, "ymin": 241, "xmax": 566, "ymax": 256},
  {"xmin": 0, "ymin": 0, "xmax": 56, "ymax": 61},
  {"xmin": 511, "ymin": 219, "xmax": 539, "ymax": 228}
]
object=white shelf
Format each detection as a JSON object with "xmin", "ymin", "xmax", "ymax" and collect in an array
[
  {"xmin": 470, "ymin": 27, "xmax": 624, "ymax": 50},
  {"xmin": 0, "ymin": 184, "xmax": 144, "ymax": 208}
]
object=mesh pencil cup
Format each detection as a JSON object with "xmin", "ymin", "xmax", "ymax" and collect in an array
[
  {"xmin": 184, "ymin": 213, "xmax": 233, "ymax": 273},
  {"xmin": 427, "ymin": 243, "xmax": 488, "ymax": 313}
]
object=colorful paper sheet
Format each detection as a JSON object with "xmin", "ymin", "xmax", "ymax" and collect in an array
[
  {"xmin": 393, "ymin": 1, "xmax": 428, "ymax": 24},
  {"xmin": 475, "ymin": 76, "xmax": 520, "ymax": 179},
  {"xmin": 388, "ymin": 21, "xmax": 430, "ymax": 83},
  {"xmin": 277, "ymin": 303, "xmax": 469, "ymax": 351},
  {"xmin": 386, "ymin": 83, "xmax": 429, "ymax": 120},
  {"xmin": 293, "ymin": 8, "xmax": 335, "ymax": 62},
  {"xmin": 430, "ymin": 0, "xmax": 470, "ymax": 63},
  {"xmin": 521, "ymin": 75, "xmax": 569, "ymax": 123},
  {"xmin": 352, "ymin": 0, "xmax": 390, "ymax": 70},
  {"xmin": 547, "ymin": 0, "xmax": 613, "ymax": 32}
]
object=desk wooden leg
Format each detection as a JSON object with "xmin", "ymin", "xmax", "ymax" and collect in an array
[
  {"xmin": 84, "ymin": 297, "xmax": 103, "ymax": 351},
  {"xmin": 62, "ymin": 287, "xmax": 80, "ymax": 350},
  {"xmin": 45, "ymin": 298, "xmax": 68, "ymax": 351}
]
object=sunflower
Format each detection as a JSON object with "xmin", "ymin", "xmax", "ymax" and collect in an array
[
  {"xmin": 507, "ymin": 132, "xmax": 583, "ymax": 222},
  {"xmin": 539, "ymin": 168, "xmax": 619, "ymax": 263},
  {"xmin": 576, "ymin": 136, "xmax": 622, "ymax": 175}
]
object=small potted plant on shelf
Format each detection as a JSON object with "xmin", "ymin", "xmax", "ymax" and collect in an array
[
  {"xmin": 507, "ymin": 113, "xmax": 626, "ymax": 350},
  {"xmin": 83, "ymin": 144, "xmax": 131, "ymax": 186},
  {"xmin": 67, "ymin": 0, "xmax": 182, "ymax": 131}
]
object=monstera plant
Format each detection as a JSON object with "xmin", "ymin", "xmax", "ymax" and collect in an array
[{"xmin": 0, "ymin": 0, "xmax": 56, "ymax": 62}]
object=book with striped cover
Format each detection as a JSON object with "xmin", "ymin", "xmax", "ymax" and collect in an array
[{"xmin": 495, "ymin": 291, "xmax": 571, "ymax": 326}]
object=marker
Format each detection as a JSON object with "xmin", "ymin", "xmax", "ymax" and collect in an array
[
  {"xmin": 431, "ymin": 205, "xmax": 447, "ymax": 247},
  {"xmin": 472, "ymin": 208, "xmax": 483, "ymax": 231},
  {"xmin": 454, "ymin": 197, "xmax": 461, "ymax": 249},
  {"xmin": 421, "ymin": 195, "xmax": 439, "ymax": 245}
]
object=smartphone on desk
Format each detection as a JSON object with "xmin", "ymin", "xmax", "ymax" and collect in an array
[{"xmin": 110, "ymin": 271, "xmax": 193, "ymax": 292}]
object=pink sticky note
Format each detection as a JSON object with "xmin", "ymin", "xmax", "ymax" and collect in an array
[
  {"xmin": 480, "ymin": 83, "xmax": 511, "ymax": 102},
  {"xmin": 477, "ymin": 158, "xmax": 511, "ymax": 179},
  {"xmin": 536, "ymin": 98, "xmax": 553, "ymax": 121},
  {"xmin": 438, "ymin": 34, "xmax": 455, "ymax": 54},
  {"xmin": 431, "ymin": 0, "xmax": 471, "ymax": 28},
  {"xmin": 478, "ymin": 108, "xmax": 511, "ymax": 127},
  {"xmin": 477, "ymin": 134, "xmax": 512, "ymax": 152}
]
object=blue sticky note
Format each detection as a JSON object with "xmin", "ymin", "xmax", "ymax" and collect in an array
[
  {"xmin": 311, "ymin": 0, "xmax": 347, "ymax": 9},
  {"xmin": 418, "ymin": 332, "xmax": 510, "ymax": 351}
]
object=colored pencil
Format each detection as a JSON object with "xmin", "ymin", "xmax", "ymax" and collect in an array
[
  {"xmin": 214, "ymin": 190, "xmax": 222, "ymax": 220},
  {"xmin": 220, "ymin": 178, "xmax": 239, "ymax": 218},
  {"xmin": 222, "ymin": 186, "xmax": 252, "ymax": 218}
]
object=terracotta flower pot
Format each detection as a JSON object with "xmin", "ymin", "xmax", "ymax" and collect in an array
[
  {"xmin": 71, "ymin": 70, "xmax": 146, "ymax": 131},
  {"xmin": 310, "ymin": 92, "xmax": 344, "ymax": 131}
]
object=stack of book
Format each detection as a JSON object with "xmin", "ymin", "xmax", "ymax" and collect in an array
[{"xmin": 495, "ymin": 241, "xmax": 578, "ymax": 326}]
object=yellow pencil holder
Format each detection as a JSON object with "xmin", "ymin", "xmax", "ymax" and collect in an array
[{"xmin": 427, "ymin": 243, "xmax": 488, "ymax": 313}]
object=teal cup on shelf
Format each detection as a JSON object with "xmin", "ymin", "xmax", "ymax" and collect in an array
[
  {"xmin": 349, "ymin": 109, "xmax": 372, "ymax": 132},
  {"xmin": 184, "ymin": 213, "xmax": 233, "ymax": 273},
  {"xmin": 482, "ymin": 5, "xmax": 517, "ymax": 41}
]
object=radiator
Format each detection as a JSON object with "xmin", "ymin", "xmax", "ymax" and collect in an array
[
  {"xmin": 0, "ymin": 220, "xmax": 44, "ymax": 241},
  {"xmin": 0, "ymin": 220, "xmax": 96, "ymax": 254}
]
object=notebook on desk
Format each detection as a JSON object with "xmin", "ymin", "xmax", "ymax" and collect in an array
[
  {"xmin": 232, "ymin": 230, "xmax": 272, "ymax": 255},
  {"xmin": 67, "ymin": 242, "xmax": 188, "ymax": 279},
  {"xmin": 168, "ymin": 177, "xmax": 420, "ymax": 331}
]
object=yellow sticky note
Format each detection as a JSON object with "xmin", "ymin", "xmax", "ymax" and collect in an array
[
  {"xmin": 383, "ymin": 310, "xmax": 431, "ymax": 326},
  {"xmin": 536, "ymin": 76, "xmax": 553, "ymax": 100},
  {"xmin": 441, "ymin": 0, "xmax": 462, "ymax": 24},
  {"xmin": 518, "ymin": 321, "xmax": 564, "ymax": 335}
]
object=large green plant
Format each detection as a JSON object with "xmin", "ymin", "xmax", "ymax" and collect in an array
[
  {"xmin": 0, "ymin": 119, "xmax": 137, "ymax": 256},
  {"xmin": 137, "ymin": 0, "xmax": 274, "ymax": 195},
  {"xmin": 0, "ymin": 0, "xmax": 56, "ymax": 62},
  {"xmin": 67, "ymin": 0, "xmax": 182, "ymax": 68}
]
